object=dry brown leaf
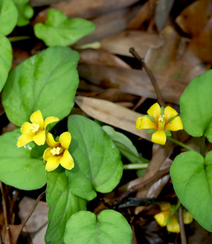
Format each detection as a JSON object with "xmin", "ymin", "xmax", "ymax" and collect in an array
[
  {"xmin": 127, "ymin": 0, "xmax": 156, "ymax": 29},
  {"xmin": 79, "ymin": 49, "xmax": 131, "ymax": 69},
  {"xmin": 78, "ymin": 63, "xmax": 186, "ymax": 104},
  {"xmin": 74, "ymin": 96, "xmax": 151, "ymax": 140},
  {"xmin": 176, "ymin": 0, "xmax": 212, "ymax": 64},
  {"xmin": 51, "ymin": 0, "xmax": 139, "ymax": 19},
  {"xmin": 74, "ymin": 6, "xmax": 140, "ymax": 46},
  {"xmin": 100, "ymin": 30, "xmax": 163, "ymax": 57},
  {"xmin": 77, "ymin": 88, "xmax": 139, "ymax": 103},
  {"xmin": 12, "ymin": 49, "xmax": 31, "ymax": 70},
  {"xmin": 134, "ymin": 141, "xmax": 173, "ymax": 214},
  {"xmin": 145, "ymin": 26, "xmax": 207, "ymax": 84}
]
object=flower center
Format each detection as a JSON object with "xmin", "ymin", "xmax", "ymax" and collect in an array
[
  {"xmin": 50, "ymin": 147, "xmax": 63, "ymax": 156},
  {"xmin": 30, "ymin": 123, "xmax": 40, "ymax": 133},
  {"xmin": 158, "ymin": 115, "xmax": 166, "ymax": 130}
]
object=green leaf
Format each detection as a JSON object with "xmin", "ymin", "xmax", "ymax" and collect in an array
[
  {"xmin": 170, "ymin": 150, "xmax": 212, "ymax": 231},
  {"xmin": 0, "ymin": 129, "xmax": 46, "ymax": 190},
  {"xmin": 34, "ymin": 9, "xmax": 95, "ymax": 47},
  {"xmin": 64, "ymin": 210, "xmax": 132, "ymax": 244},
  {"xmin": 102, "ymin": 125, "xmax": 148, "ymax": 164},
  {"xmin": 147, "ymin": 128, "xmax": 157, "ymax": 134},
  {"xmin": 2, "ymin": 46, "xmax": 80, "ymax": 126},
  {"xmin": 67, "ymin": 115, "xmax": 123, "ymax": 201},
  {"xmin": 0, "ymin": 0, "xmax": 18, "ymax": 35},
  {"xmin": 45, "ymin": 167, "xmax": 87, "ymax": 244},
  {"xmin": 0, "ymin": 35, "xmax": 13, "ymax": 91},
  {"xmin": 180, "ymin": 70, "xmax": 212, "ymax": 140},
  {"xmin": 12, "ymin": 0, "xmax": 34, "ymax": 26}
]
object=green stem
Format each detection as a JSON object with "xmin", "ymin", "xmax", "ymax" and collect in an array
[
  {"xmin": 123, "ymin": 163, "xmax": 148, "ymax": 170},
  {"xmin": 8, "ymin": 36, "xmax": 30, "ymax": 42},
  {"xmin": 200, "ymin": 135, "xmax": 205, "ymax": 156},
  {"xmin": 167, "ymin": 137, "xmax": 194, "ymax": 151}
]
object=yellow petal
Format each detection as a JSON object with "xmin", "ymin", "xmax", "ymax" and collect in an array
[
  {"xmin": 147, "ymin": 103, "xmax": 161, "ymax": 122},
  {"xmin": 151, "ymin": 130, "xmax": 167, "ymax": 145},
  {"xmin": 30, "ymin": 110, "xmax": 44, "ymax": 129},
  {"xmin": 46, "ymin": 133, "xmax": 58, "ymax": 147},
  {"xmin": 154, "ymin": 210, "xmax": 170, "ymax": 227},
  {"xmin": 60, "ymin": 149, "xmax": 74, "ymax": 170},
  {"xmin": 44, "ymin": 116, "xmax": 59, "ymax": 129},
  {"xmin": 33, "ymin": 130, "xmax": 46, "ymax": 145},
  {"xmin": 136, "ymin": 116, "xmax": 157, "ymax": 130},
  {"xmin": 159, "ymin": 202, "xmax": 172, "ymax": 211},
  {"xmin": 164, "ymin": 106, "xmax": 178, "ymax": 124},
  {"xmin": 166, "ymin": 215, "xmax": 180, "ymax": 233},
  {"xmin": 21, "ymin": 122, "xmax": 34, "ymax": 136},
  {"xmin": 183, "ymin": 211, "xmax": 193, "ymax": 224},
  {"xmin": 43, "ymin": 147, "xmax": 52, "ymax": 161},
  {"xmin": 59, "ymin": 132, "xmax": 71, "ymax": 149},
  {"xmin": 165, "ymin": 116, "xmax": 183, "ymax": 131},
  {"xmin": 45, "ymin": 156, "xmax": 60, "ymax": 171},
  {"xmin": 17, "ymin": 134, "xmax": 33, "ymax": 147}
]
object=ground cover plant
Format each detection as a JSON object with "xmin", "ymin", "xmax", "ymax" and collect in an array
[{"xmin": 0, "ymin": 0, "xmax": 212, "ymax": 243}]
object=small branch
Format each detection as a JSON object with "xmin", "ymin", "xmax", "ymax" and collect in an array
[
  {"xmin": 179, "ymin": 205, "xmax": 187, "ymax": 244},
  {"xmin": 129, "ymin": 47, "xmax": 166, "ymax": 107},
  {"xmin": 167, "ymin": 137, "xmax": 194, "ymax": 151},
  {"xmin": 115, "ymin": 167, "xmax": 170, "ymax": 203},
  {"xmin": 0, "ymin": 182, "xmax": 11, "ymax": 244},
  {"xmin": 21, "ymin": 191, "xmax": 46, "ymax": 229}
]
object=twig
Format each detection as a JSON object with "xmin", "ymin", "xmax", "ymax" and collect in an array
[
  {"xmin": 179, "ymin": 205, "xmax": 187, "ymax": 244},
  {"xmin": 0, "ymin": 182, "xmax": 11, "ymax": 244},
  {"xmin": 129, "ymin": 47, "xmax": 166, "ymax": 107},
  {"xmin": 115, "ymin": 167, "xmax": 170, "ymax": 203},
  {"xmin": 20, "ymin": 190, "xmax": 46, "ymax": 229}
]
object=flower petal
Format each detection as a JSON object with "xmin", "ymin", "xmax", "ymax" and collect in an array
[
  {"xmin": 44, "ymin": 116, "xmax": 59, "ymax": 129},
  {"xmin": 159, "ymin": 203, "xmax": 172, "ymax": 211},
  {"xmin": 164, "ymin": 106, "xmax": 178, "ymax": 123},
  {"xmin": 17, "ymin": 134, "xmax": 33, "ymax": 147},
  {"xmin": 46, "ymin": 133, "xmax": 58, "ymax": 147},
  {"xmin": 21, "ymin": 122, "xmax": 34, "ymax": 136},
  {"xmin": 152, "ymin": 130, "xmax": 167, "ymax": 145},
  {"xmin": 136, "ymin": 116, "xmax": 157, "ymax": 130},
  {"xmin": 33, "ymin": 130, "xmax": 46, "ymax": 145},
  {"xmin": 45, "ymin": 156, "xmax": 60, "ymax": 171},
  {"xmin": 60, "ymin": 149, "xmax": 74, "ymax": 170},
  {"xmin": 183, "ymin": 212, "xmax": 193, "ymax": 224},
  {"xmin": 43, "ymin": 147, "xmax": 52, "ymax": 161},
  {"xmin": 166, "ymin": 215, "xmax": 180, "ymax": 233},
  {"xmin": 165, "ymin": 116, "xmax": 183, "ymax": 131},
  {"xmin": 154, "ymin": 210, "xmax": 170, "ymax": 227},
  {"xmin": 147, "ymin": 103, "xmax": 161, "ymax": 122},
  {"xmin": 30, "ymin": 110, "xmax": 44, "ymax": 129},
  {"xmin": 59, "ymin": 132, "xmax": 71, "ymax": 149}
]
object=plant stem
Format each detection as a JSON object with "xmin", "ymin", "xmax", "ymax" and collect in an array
[
  {"xmin": 123, "ymin": 163, "xmax": 148, "ymax": 170},
  {"xmin": 200, "ymin": 135, "xmax": 205, "ymax": 156},
  {"xmin": 129, "ymin": 47, "xmax": 166, "ymax": 107},
  {"xmin": 8, "ymin": 36, "xmax": 30, "ymax": 42},
  {"xmin": 167, "ymin": 137, "xmax": 194, "ymax": 151}
]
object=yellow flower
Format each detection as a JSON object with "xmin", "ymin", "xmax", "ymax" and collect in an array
[
  {"xmin": 154, "ymin": 203, "xmax": 193, "ymax": 233},
  {"xmin": 17, "ymin": 110, "xmax": 59, "ymax": 147},
  {"xmin": 136, "ymin": 103, "xmax": 183, "ymax": 145},
  {"xmin": 43, "ymin": 132, "xmax": 74, "ymax": 171}
]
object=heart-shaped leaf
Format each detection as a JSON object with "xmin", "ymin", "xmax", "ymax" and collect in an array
[
  {"xmin": 64, "ymin": 210, "xmax": 132, "ymax": 244},
  {"xmin": 34, "ymin": 9, "xmax": 95, "ymax": 47},
  {"xmin": 0, "ymin": 129, "xmax": 46, "ymax": 190},
  {"xmin": 180, "ymin": 70, "xmax": 212, "ymax": 141},
  {"xmin": 12, "ymin": 0, "xmax": 34, "ymax": 26},
  {"xmin": 45, "ymin": 167, "xmax": 87, "ymax": 244},
  {"xmin": 0, "ymin": 0, "xmax": 18, "ymax": 35},
  {"xmin": 66, "ymin": 115, "xmax": 123, "ymax": 201},
  {"xmin": 2, "ymin": 46, "xmax": 79, "ymax": 126},
  {"xmin": 170, "ymin": 150, "xmax": 212, "ymax": 231},
  {"xmin": 0, "ymin": 34, "xmax": 12, "ymax": 91}
]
